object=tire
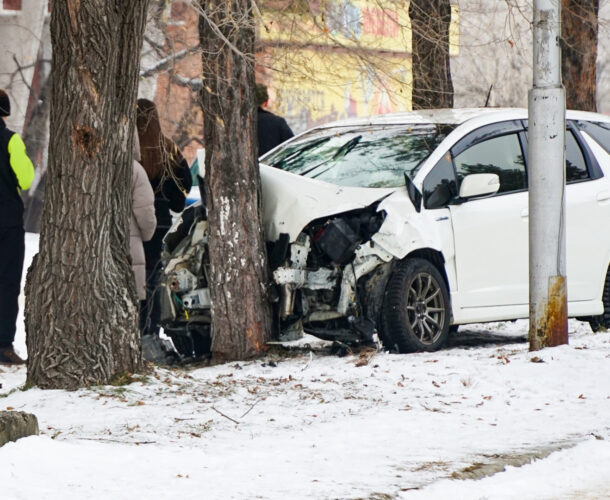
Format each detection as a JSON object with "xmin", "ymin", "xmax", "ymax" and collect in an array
[
  {"xmin": 381, "ymin": 258, "xmax": 450, "ymax": 353},
  {"xmin": 589, "ymin": 267, "xmax": 610, "ymax": 332}
]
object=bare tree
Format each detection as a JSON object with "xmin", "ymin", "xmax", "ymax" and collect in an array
[
  {"xmin": 198, "ymin": 0, "xmax": 272, "ymax": 360},
  {"xmin": 409, "ymin": 0, "xmax": 454, "ymax": 109},
  {"xmin": 561, "ymin": 0, "xmax": 599, "ymax": 111},
  {"xmin": 25, "ymin": 0, "xmax": 150, "ymax": 389},
  {"xmin": 145, "ymin": 1, "xmax": 417, "ymax": 147}
]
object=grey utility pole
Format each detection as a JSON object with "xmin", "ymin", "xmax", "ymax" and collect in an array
[{"xmin": 528, "ymin": 0, "xmax": 568, "ymax": 350}]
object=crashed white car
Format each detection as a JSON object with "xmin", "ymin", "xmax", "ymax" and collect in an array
[{"xmin": 159, "ymin": 108, "xmax": 610, "ymax": 358}]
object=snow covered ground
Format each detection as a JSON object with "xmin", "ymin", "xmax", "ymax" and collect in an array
[{"xmin": 1, "ymin": 233, "xmax": 610, "ymax": 499}]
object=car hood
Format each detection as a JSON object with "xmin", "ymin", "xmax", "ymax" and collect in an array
[{"xmin": 260, "ymin": 163, "xmax": 398, "ymax": 242}]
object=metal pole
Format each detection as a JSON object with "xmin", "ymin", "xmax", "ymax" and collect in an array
[{"xmin": 528, "ymin": 0, "xmax": 568, "ymax": 350}]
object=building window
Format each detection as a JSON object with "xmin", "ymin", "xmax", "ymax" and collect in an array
[{"xmin": 2, "ymin": 0, "xmax": 22, "ymax": 10}]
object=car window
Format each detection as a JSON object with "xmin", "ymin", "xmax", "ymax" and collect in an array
[
  {"xmin": 453, "ymin": 133, "xmax": 526, "ymax": 194},
  {"xmin": 566, "ymin": 130, "xmax": 589, "ymax": 182},
  {"xmin": 523, "ymin": 123, "xmax": 597, "ymax": 182},
  {"xmin": 576, "ymin": 121, "xmax": 610, "ymax": 155},
  {"xmin": 423, "ymin": 153, "xmax": 457, "ymax": 209},
  {"xmin": 262, "ymin": 124, "xmax": 455, "ymax": 188}
]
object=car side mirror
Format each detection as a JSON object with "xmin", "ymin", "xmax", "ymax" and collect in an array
[{"xmin": 458, "ymin": 173, "xmax": 500, "ymax": 199}]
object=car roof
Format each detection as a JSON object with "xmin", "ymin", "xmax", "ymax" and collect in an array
[{"xmin": 314, "ymin": 107, "xmax": 610, "ymax": 129}]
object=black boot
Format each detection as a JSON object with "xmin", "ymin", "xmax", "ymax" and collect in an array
[{"xmin": 0, "ymin": 345, "xmax": 25, "ymax": 365}]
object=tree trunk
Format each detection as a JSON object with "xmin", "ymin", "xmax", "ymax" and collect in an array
[
  {"xmin": 25, "ymin": 0, "xmax": 150, "ymax": 389},
  {"xmin": 561, "ymin": 0, "xmax": 599, "ymax": 111},
  {"xmin": 198, "ymin": 0, "xmax": 272, "ymax": 360},
  {"xmin": 409, "ymin": 0, "xmax": 454, "ymax": 109}
]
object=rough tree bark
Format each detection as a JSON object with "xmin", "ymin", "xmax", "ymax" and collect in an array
[
  {"xmin": 409, "ymin": 0, "xmax": 454, "ymax": 109},
  {"xmin": 25, "ymin": 0, "xmax": 150, "ymax": 389},
  {"xmin": 198, "ymin": 0, "xmax": 272, "ymax": 360},
  {"xmin": 561, "ymin": 0, "xmax": 599, "ymax": 111}
]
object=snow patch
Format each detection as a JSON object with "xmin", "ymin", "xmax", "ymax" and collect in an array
[{"xmin": 3, "ymin": 234, "xmax": 610, "ymax": 499}]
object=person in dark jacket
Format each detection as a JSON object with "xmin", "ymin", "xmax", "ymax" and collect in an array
[
  {"xmin": 256, "ymin": 83, "xmax": 294, "ymax": 156},
  {"xmin": 0, "ymin": 89, "xmax": 34, "ymax": 365},
  {"xmin": 136, "ymin": 98, "xmax": 192, "ymax": 339}
]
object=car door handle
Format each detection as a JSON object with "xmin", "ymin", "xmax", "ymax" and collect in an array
[
  {"xmin": 521, "ymin": 209, "xmax": 529, "ymax": 218},
  {"xmin": 597, "ymin": 191, "xmax": 610, "ymax": 202}
]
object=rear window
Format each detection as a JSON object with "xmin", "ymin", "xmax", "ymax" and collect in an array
[
  {"xmin": 565, "ymin": 130, "xmax": 589, "ymax": 182},
  {"xmin": 576, "ymin": 121, "xmax": 610, "ymax": 155},
  {"xmin": 261, "ymin": 124, "xmax": 455, "ymax": 188}
]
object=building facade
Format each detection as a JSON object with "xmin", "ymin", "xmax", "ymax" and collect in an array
[{"xmin": 0, "ymin": 0, "xmax": 48, "ymax": 133}]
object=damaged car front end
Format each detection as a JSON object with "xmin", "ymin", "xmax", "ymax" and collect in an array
[
  {"xmin": 158, "ymin": 120, "xmax": 456, "ymax": 359},
  {"xmin": 270, "ymin": 201, "xmax": 392, "ymax": 345}
]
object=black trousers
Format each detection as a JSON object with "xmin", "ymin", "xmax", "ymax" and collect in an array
[
  {"xmin": 140, "ymin": 225, "xmax": 169, "ymax": 337},
  {"xmin": 0, "ymin": 226, "xmax": 25, "ymax": 347}
]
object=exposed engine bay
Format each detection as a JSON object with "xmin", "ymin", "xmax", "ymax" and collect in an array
[{"xmin": 158, "ymin": 201, "xmax": 396, "ymax": 360}]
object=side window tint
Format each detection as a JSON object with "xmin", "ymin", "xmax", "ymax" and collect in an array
[
  {"xmin": 423, "ymin": 153, "xmax": 457, "ymax": 209},
  {"xmin": 453, "ymin": 133, "xmax": 526, "ymax": 194},
  {"xmin": 566, "ymin": 130, "xmax": 589, "ymax": 182},
  {"xmin": 578, "ymin": 121, "xmax": 610, "ymax": 154}
]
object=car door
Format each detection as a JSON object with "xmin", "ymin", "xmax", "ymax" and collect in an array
[
  {"xmin": 448, "ymin": 122, "xmax": 529, "ymax": 309},
  {"xmin": 562, "ymin": 124, "xmax": 610, "ymax": 302},
  {"xmin": 518, "ymin": 120, "xmax": 610, "ymax": 304}
]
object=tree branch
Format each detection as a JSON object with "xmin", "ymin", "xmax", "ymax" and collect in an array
[
  {"xmin": 170, "ymin": 74, "xmax": 203, "ymax": 91},
  {"xmin": 211, "ymin": 406, "xmax": 240, "ymax": 425},
  {"xmin": 140, "ymin": 46, "xmax": 200, "ymax": 78}
]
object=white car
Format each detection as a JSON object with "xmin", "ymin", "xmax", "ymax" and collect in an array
[{"xmin": 159, "ymin": 108, "xmax": 610, "ymax": 358}]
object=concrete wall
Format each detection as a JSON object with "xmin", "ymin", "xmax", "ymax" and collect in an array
[{"xmin": 0, "ymin": 0, "xmax": 48, "ymax": 133}]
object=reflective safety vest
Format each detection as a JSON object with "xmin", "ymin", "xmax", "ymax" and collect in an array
[{"xmin": 0, "ymin": 119, "xmax": 34, "ymax": 227}]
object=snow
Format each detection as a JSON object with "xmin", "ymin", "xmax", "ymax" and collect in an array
[{"xmin": 1, "ymin": 233, "xmax": 610, "ymax": 499}]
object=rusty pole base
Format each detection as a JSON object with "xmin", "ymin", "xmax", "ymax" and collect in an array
[{"xmin": 529, "ymin": 275, "xmax": 568, "ymax": 351}]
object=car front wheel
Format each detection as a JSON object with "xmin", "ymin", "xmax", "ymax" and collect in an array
[{"xmin": 381, "ymin": 258, "xmax": 450, "ymax": 353}]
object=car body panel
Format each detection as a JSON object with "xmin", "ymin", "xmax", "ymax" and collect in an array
[
  {"xmin": 260, "ymin": 163, "xmax": 396, "ymax": 242},
  {"xmin": 372, "ymin": 192, "xmax": 453, "ymax": 260},
  {"xmin": 565, "ymin": 177, "xmax": 610, "ymax": 301},
  {"xmin": 450, "ymin": 190, "xmax": 529, "ymax": 308}
]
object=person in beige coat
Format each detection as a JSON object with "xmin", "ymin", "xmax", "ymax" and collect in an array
[{"xmin": 131, "ymin": 135, "xmax": 156, "ymax": 302}]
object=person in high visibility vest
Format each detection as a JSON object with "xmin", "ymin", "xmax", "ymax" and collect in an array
[{"xmin": 0, "ymin": 89, "xmax": 34, "ymax": 365}]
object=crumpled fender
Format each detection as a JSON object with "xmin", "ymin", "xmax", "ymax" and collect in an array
[
  {"xmin": 372, "ymin": 191, "xmax": 445, "ymax": 259},
  {"xmin": 260, "ymin": 164, "xmax": 396, "ymax": 242}
]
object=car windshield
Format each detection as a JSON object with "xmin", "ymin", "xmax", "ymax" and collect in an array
[{"xmin": 262, "ymin": 124, "xmax": 455, "ymax": 188}]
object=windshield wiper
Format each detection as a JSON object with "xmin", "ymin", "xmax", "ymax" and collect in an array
[
  {"xmin": 271, "ymin": 137, "xmax": 331, "ymax": 169},
  {"xmin": 299, "ymin": 135, "xmax": 363, "ymax": 178},
  {"xmin": 332, "ymin": 135, "xmax": 362, "ymax": 159}
]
